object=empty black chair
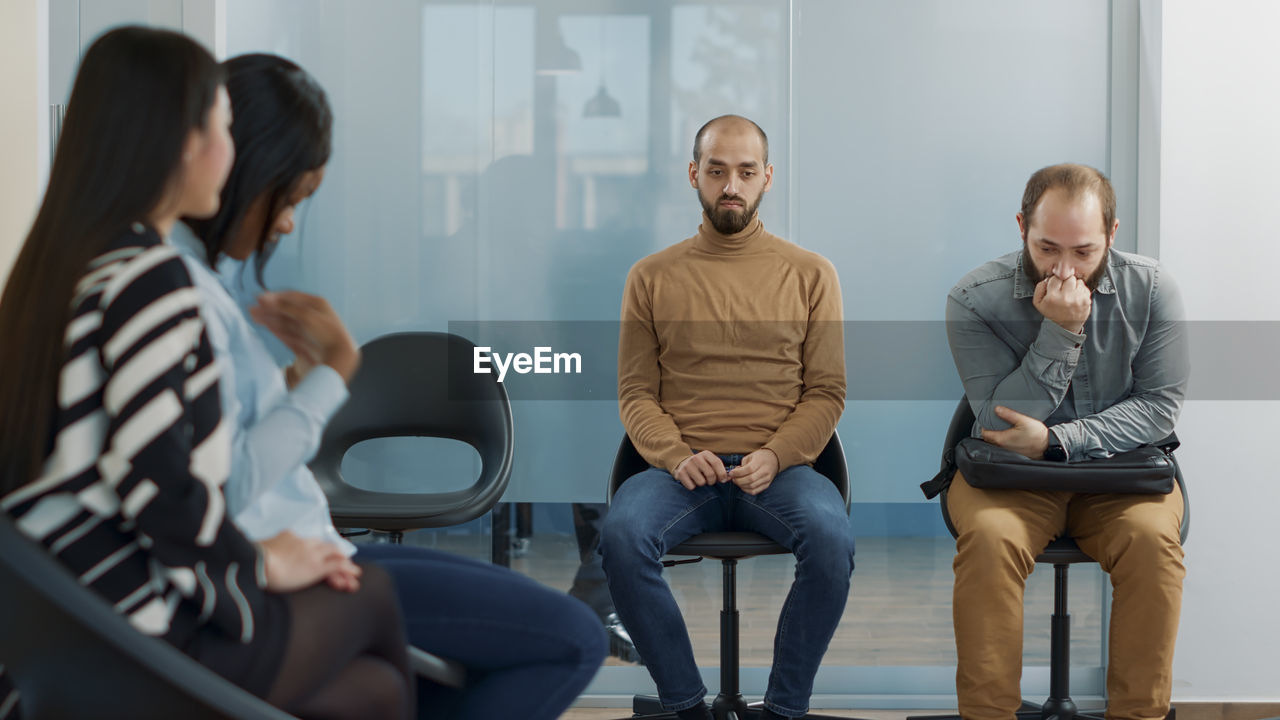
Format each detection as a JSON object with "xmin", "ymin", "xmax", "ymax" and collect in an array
[
  {"xmin": 310, "ymin": 331, "xmax": 514, "ymax": 544},
  {"xmin": 608, "ymin": 433, "xmax": 854, "ymax": 720},
  {"xmin": 0, "ymin": 512, "xmax": 296, "ymax": 720},
  {"xmin": 910, "ymin": 396, "xmax": 1189, "ymax": 720}
]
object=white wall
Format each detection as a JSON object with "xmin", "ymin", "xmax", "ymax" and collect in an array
[
  {"xmin": 0, "ymin": 0, "xmax": 48, "ymax": 292},
  {"xmin": 1, "ymin": 0, "xmax": 220, "ymax": 296},
  {"xmin": 182, "ymin": 0, "xmax": 226, "ymax": 60},
  {"xmin": 1152, "ymin": 0, "xmax": 1280, "ymax": 701}
]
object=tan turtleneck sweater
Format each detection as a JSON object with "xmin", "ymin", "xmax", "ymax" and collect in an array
[{"xmin": 618, "ymin": 213, "xmax": 846, "ymax": 473}]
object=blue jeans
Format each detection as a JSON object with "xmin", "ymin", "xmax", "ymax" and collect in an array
[
  {"xmin": 600, "ymin": 462, "xmax": 855, "ymax": 718},
  {"xmin": 354, "ymin": 544, "xmax": 607, "ymax": 720}
]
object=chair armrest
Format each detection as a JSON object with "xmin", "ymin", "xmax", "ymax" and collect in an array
[{"xmin": 409, "ymin": 646, "xmax": 466, "ymax": 688}]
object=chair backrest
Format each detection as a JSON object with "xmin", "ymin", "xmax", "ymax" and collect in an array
[
  {"xmin": 938, "ymin": 395, "xmax": 1189, "ymax": 545},
  {"xmin": 310, "ymin": 332, "xmax": 514, "ymax": 530},
  {"xmin": 0, "ymin": 514, "xmax": 296, "ymax": 720},
  {"xmin": 608, "ymin": 432, "xmax": 852, "ymax": 512},
  {"xmin": 935, "ymin": 396, "xmax": 978, "ymax": 538}
]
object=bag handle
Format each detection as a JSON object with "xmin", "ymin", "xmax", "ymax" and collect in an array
[{"xmin": 920, "ymin": 443, "xmax": 957, "ymax": 500}]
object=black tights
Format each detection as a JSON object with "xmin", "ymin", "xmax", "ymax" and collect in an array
[{"xmin": 267, "ymin": 564, "xmax": 414, "ymax": 720}]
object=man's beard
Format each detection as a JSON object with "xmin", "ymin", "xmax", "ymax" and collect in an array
[
  {"xmin": 1021, "ymin": 245, "xmax": 1109, "ymax": 291},
  {"xmin": 700, "ymin": 191, "xmax": 761, "ymax": 235}
]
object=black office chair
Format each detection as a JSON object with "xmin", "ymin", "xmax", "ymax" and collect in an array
[
  {"xmin": 608, "ymin": 433, "xmax": 854, "ymax": 720},
  {"xmin": 0, "ymin": 512, "xmax": 297, "ymax": 720},
  {"xmin": 310, "ymin": 332, "xmax": 514, "ymax": 545},
  {"xmin": 0, "ymin": 511, "xmax": 465, "ymax": 720},
  {"xmin": 911, "ymin": 396, "xmax": 1190, "ymax": 720}
]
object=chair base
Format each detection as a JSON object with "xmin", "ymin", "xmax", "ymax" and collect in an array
[
  {"xmin": 907, "ymin": 700, "xmax": 1175, "ymax": 720},
  {"xmin": 627, "ymin": 694, "xmax": 862, "ymax": 720}
]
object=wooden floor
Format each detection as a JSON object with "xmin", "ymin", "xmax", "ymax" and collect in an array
[
  {"xmin": 394, "ymin": 532, "xmax": 1280, "ymax": 720},
  {"xmin": 560, "ymin": 706, "xmax": 1280, "ymax": 720},
  {"xmin": 396, "ymin": 532, "xmax": 1105, "ymax": 667},
  {"xmin": 400, "ymin": 533, "xmax": 1106, "ymax": 667},
  {"xmin": 561, "ymin": 709, "xmax": 915, "ymax": 719}
]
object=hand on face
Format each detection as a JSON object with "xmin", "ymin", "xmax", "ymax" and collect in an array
[
  {"xmin": 250, "ymin": 291, "xmax": 360, "ymax": 383},
  {"xmin": 980, "ymin": 406, "xmax": 1052, "ymax": 460},
  {"xmin": 1032, "ymin": 262, "xmax": 1093, "ymax": 334},
  {"xmin": 729, "ymin": 448, "xmax": 780, "ymax": 496}
]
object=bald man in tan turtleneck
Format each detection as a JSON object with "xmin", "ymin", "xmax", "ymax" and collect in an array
[{"xmin": 600, "ymin": 116, "xmax": 853, "ymax": 720}]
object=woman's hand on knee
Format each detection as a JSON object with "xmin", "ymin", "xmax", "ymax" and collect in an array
[{"xmin": 260, "ymin": 531, "xmax": 362, "ymax": 593}]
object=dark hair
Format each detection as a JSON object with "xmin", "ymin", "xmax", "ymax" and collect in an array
[
  {"xmin": 692, "ymin": 115, "xmax": 769, "ymax": 165},
  {"xmin": 186, "ymin": 53, "xmax": 332, "ymax": 281},
  {"xmin": 1020, "ymin": 163, "xmax": 1117, "ymax": 238},
  {"xmin": 0, "ymin": 26, "xmax": 223, "ymax": 494}
]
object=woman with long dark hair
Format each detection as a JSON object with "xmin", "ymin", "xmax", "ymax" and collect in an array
[
  {"xmin": 0, "ymin": 27, "xmax": 413, "ymax": 720},
  {"xmin": 175, "ymin": 53, "xmax": 607, "ymax": 719}
]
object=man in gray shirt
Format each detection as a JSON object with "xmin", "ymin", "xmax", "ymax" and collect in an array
[{"xmin": 944, "ymin": 163, "xmax": 1188, "ymax": 720}]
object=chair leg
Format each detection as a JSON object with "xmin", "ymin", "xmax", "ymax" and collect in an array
[
  {"xmin": 909, "ymin": 563, "xmax": 1105, "ymax": 720},
  {"xmin": 711, "ymin": 558, "xmax": 749, "ymax": 720},
  {"xmin": 491, "ymin": 504, "xmax": 511, "ymax": 566},
  {"xmin": 624, "ymin": 558, "xmax": 867, "ymax": 720},
  {"xmin": 1040, "ymin": 564, "xmax": 1079, "ymax": 720}
]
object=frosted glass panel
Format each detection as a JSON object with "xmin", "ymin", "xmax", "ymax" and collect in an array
[
  {"xmin": 42, "ymin": 0, "xmax": 1130, "ymax": 691},
  {"xmin": 793, "ymin": 0, "xmax": 1114, "ymax": 502},
  {"xmin": 224, "ymin": 0, "xmax": 1121, "ymax": 507},
  {"xmin": 225, "ymin": 1, "xmax": 791, "ymax": 502}
]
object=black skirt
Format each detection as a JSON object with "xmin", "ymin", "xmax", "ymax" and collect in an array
[{"xmin": 185, "ymin": 591, "xmax": 290, "ymax": 699}]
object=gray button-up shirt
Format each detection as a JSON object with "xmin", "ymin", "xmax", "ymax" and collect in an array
[{"xmin": 945, "ymin": 248, "xmax": 1189, "ymax": 461}]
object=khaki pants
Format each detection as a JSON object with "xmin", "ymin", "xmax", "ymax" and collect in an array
[{"xmin": 948, "ymin": 471, "xmax": 1185, "ymax": 720}]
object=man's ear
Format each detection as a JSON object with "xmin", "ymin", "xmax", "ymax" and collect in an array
[
  {"xmin": 1107, "ymin": 219, "xmax": 1119, "ymax": 248},
  {"xmin": 688, "ymin": 160, "xmax": 699, "ymax": 190},
  {"xmin": 762, "ymin": 163, "xmax": 774, "ymax": 193},
  {"xmin": 1016, "ymin": 212, "xmax": 1028, "ymax": 240}
]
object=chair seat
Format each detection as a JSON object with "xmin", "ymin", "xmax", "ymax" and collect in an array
[
  {"xmin": 325, "ymin": 484, "xmax": 484, "ymax": 529},
  {"xmin": 1036, "ymin": 536, "xmax": 1096, "ymax": 564},
  {"xmin": 668, "ymin": 532, "xmax": 789, "ymax": 560}
]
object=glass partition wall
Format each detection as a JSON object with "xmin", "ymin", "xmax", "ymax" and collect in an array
[
  {"xmin": 223, "ymin": 0, "xmax": 1129, "ymax": 707},
  {"xmin": 51, "ymin": 0, "xmax": 1137, "ymax": 706}
]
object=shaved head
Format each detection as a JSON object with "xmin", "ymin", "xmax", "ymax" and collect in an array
[{"xmin": 693, "ymin": 115, "xmax": 769, "ymax": 166}]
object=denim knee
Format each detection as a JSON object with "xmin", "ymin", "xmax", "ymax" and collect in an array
[
  {"xmin": 559, "ymin": 595, "xmax": 609, "ymax": 667},
  {"xmin": 794, "ymin": 510, "xmax": 855, "ymax": 578},
  {"xmin": 599, "ymin": 505, "xmax": 659, "ymax": 576}
]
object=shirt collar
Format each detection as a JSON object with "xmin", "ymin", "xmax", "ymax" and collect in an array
[{"xmin": 167, "ymin": 221, "xmax": 204, "ymax": 259}]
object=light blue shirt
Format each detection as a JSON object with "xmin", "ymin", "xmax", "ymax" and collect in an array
[{"xmin": 171, "ymin": 224, "xmax": 355, "ymax": 555}]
